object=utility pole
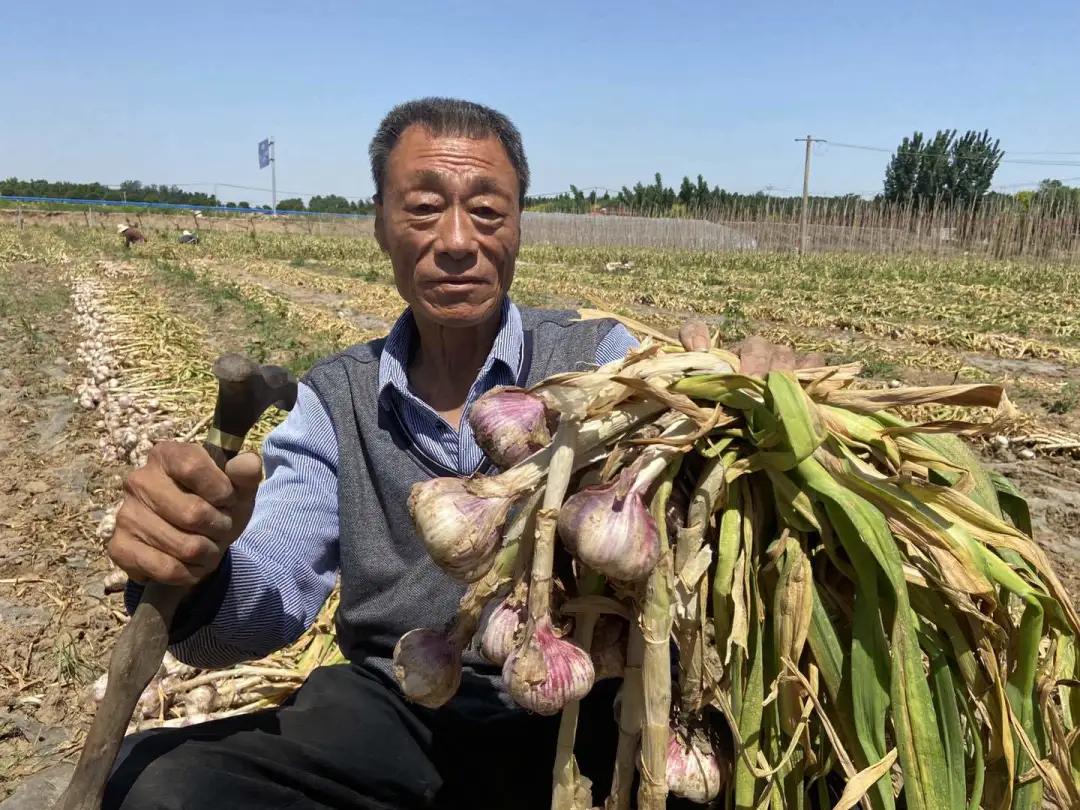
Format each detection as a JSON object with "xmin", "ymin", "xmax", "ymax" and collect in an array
[
  {"xmin": 270, "ymin": 137, "xmax": 277, "ymax": 215},
  {"xmin": 794, "ymin": 135, "xmax": 826, "ymax": 253}
]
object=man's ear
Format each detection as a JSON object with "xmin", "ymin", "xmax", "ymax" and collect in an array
[{"xmin": 373, "ymin": 196, "xmax": 388, "ymax": 253}]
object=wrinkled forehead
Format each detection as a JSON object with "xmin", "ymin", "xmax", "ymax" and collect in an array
[{"xmin": 385, "ymin": 126, "xmax": 519, "ymax": 200}]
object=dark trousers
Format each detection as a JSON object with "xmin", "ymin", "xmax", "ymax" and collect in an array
[{"xmin": 105, "ymin": 663, "xmax": 630, "ymax": 810}]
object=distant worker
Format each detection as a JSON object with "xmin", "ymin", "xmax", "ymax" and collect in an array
[
  {"xmin": 179, "ymin": 229, "xmax": 199, "ymax": 245},
  {"xmin": 116, "ymin": 223, "xmax": 145, "ymax": 249}
]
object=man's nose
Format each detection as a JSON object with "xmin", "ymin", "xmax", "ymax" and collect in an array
[{"xmin": 435, "ymin": 206, "xmax": 478, "ymax": 260}]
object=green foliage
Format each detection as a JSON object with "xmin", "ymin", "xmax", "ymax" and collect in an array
[
  {"xmin": 1045, "ymin": 381, "xmax": 1080, "ymax": 415},
  {"xmin": 276, "ymin": 197, "xmax": 306, "ymax": 212},
  {"xmin": 1029, "ymin": 180, "xmax": 1080, "ymax": 216},
  {"xmin": 526, "ymin": 174, "xmax": 863, "ymax": 218},
  {"xmin": 309, "ymin": 194, "xmax": 372, "ymax": 214},
  {"xmin": 0, "ymin": 176, "xmax": 220, "ymax": 206},
  {"xmin": 883, "ymin": 130, "xmax": 1003, "ymax": 209}
]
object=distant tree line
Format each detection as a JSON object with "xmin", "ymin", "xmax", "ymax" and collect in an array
[
  {"xmin": 273, "ymin": 194, "xmax": 374, "ymax": 214},
  {"xmin": 0, "ymin": 178, "xmax": 375, "ymax": 214},
  {"xmin": 529, "ymin": 127, "xmax": 1080, "ymax": 219},
  {"xmin": 524, "ymin": 175, "xmax": 858, "ymax": 217},
  {"xmin": 0, "ymin": 178, "xmax": 221, "ymax": 207}
]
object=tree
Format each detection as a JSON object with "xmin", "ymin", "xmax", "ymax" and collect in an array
[
  {"xmin": 276, "ymin": 197, "xmax": 306, "ymax": 211},
  {"xmin": 676, "ymin": 176, "xmax": 693, "ymax": 208},
  {"xmin": 308, "ymin": 194, "xmax": 354, "ymax": 214},
  {"xmin": 883, "ymin": 129, "xmax": 1002, "ymax": 209}
]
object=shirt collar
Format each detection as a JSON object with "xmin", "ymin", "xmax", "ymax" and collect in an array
[{"xmin": 377, "ymin": 296, "xmax": 523, "ymax": 407}]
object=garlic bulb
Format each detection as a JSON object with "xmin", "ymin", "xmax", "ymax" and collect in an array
[
  {"xmin": 666, "ymin": 729, "xmax": 724, "ymax": 803},
  {"xmin": 393, "ymin": 628, "xmax": 463, "ymax": 709},
  {"xmin": 409, "ymin": 478, "xmax": 514, "ymax": 581},
  {"xmin": 469, "ymin": 387, "xmax": 553, "ymax": 468},
  {"xmin": 135, "ymin": 678, "xmax": 167, "ymax": 720},
  {"xmin": 88, "ymin": 672, "xmax": 109, "ymax": 705},
  {"xmin": 590, "ymin": 614, "xmax": 627, "ymax": 681},
  {"xmin": 503, "ymin": 616, "xmax": 595, "ymax": 715},
  {"xmin": 182, "ymin": 685, "xmax": 217, "ymax": 715},
  {"xmin": 480, "ymin": 594, "xmax": 526, "ymax": 666},
  {"xmin": 557, "ymin": 467, "xmax": 660, "ymax": 582}
]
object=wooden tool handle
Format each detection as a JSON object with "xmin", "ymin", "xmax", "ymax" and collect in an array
[{"xmin": 54, "ymin": 355, "xmax": 297, "ymax": 810}]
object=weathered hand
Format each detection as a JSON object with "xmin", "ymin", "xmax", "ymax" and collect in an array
[
  {"xmin": 108, "ymin": 443, "xmax": 262, "ymax": 586},
  {"xmin": 678, "ymin": 319, "xmax": 711, "ymax": 352},
  {"xmin": 736, "ymin": 335, "xmax": 826, "ymax": 377}
]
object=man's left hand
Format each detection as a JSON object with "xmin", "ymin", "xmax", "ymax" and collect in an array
[
  {"xmin": 678, "ymin": 318, "xmax": 826, "ymax": 375},
  {"xmin": 678, "ymin": 319, "xmax": 711, "ymax": 352}
]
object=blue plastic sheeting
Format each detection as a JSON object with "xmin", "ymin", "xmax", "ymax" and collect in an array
[{"xmin": 0, "ymin": 195, "xmax": 372, "ymax": 219}]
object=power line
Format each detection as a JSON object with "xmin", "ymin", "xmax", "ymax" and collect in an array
[{"xmin": 823, "ymin": 140, "xmax": 1080, "ymax": 167}]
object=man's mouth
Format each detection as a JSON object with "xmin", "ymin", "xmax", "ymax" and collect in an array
[{"xmin": 431, "ymin": 276, "xmax": 486, "ymax": 286}]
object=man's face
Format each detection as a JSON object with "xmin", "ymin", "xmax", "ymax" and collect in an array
[{"xmin": 374, "ymin": 126, "xmax": 521, "ymax": 329}]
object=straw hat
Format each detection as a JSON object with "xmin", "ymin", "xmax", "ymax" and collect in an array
[{"xmin": 116, "ymin": 223, "xmax": 130, "ymax": 233}]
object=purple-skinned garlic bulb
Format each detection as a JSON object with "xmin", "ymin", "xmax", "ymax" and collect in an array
[
  {"xmin": 481, "ymin": 592, "xmax": 527, "ymax": 666},
  {"xmin": 469, "ymin": 387, "xmax": 554, "ymax": 468},
  {"xmin": 409, "ymin": 477, "xmax": 514, "ymax": 582},
  {"xmin": 393, "ymin": 628, "xmax": 463, "ymax": 709},
  {"xmin": 666, "ymin": 728, "xmax": 725, "ymax": 803},
  {"xmin": 557, "ymin": 466, "xmax": 661, "ymax": 582},
  {"xmin": 503, "ymin": 615, "xmax": 595, "ymax": 715}
]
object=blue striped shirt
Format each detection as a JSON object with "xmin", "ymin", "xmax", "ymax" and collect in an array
[{"xmin": 145, "ymin": 302, "xmax": 639, "ymax": 667}]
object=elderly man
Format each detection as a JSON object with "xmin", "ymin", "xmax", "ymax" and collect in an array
[{"xmin": 104, "ymin": 98, "xmax": 795, "ymax": 809}]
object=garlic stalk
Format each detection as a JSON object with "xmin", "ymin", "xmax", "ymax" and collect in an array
[
  {"xmin": 551, "ymin": 567, "xmax": 607, "ymax": 810},
  {"xmin": 604, "ymin": 621, "xmax": 644, "ymax": 810},
  {"xmin": 550, "ymin": 607, "xmax": 599, "ymax": 810},
  {"xmin": 465, "ymin": 399, "xmax": 666, "ymax": 500},
  {"xmin": 504, "ymin": 418, "xmax": 595, "ymax": 717},
  {"xmin": 637, "ymin": 458, "xmax": 682, "ymax": 810},
  {"xmin": 673, "ymin": 455, "xmax": 727, "ymax": 714}
]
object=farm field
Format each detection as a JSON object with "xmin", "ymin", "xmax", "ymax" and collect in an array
[{"xmin": 2, "ymin": 221, "xmax": 1080, "ymax": 800}]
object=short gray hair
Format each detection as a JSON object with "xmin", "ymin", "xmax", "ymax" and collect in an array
[{"xmin": 369, "ymin": 97, "xmax": 530, "ymax": 206}]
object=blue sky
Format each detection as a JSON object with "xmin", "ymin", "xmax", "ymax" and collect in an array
[{"xmin": 3, "ymin": 1, "xmax": 1079, "ymax": 205}]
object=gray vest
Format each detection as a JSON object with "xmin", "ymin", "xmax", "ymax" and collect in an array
[{"xmin": 303, "ymin": 307, "xmax": 616, "ymax": 712}]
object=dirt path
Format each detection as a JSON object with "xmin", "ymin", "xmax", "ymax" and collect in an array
[{"xmin": 0, "ymin": 264, "xmax": 127, "ymax": 797}]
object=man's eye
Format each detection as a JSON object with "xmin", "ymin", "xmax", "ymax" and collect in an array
[
  {"xmin": 409, "ymin": 203, "xmax": 439, "ymax": 215},
  {"xmin": 472, "ymin": 206, "xmax": 502, "ymax": 220}
]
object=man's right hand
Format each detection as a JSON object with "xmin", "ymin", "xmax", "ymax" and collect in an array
[
  {"xmin": 736, "ymin": 335, "xmax": 826, "ymax": 377},
  {"xmin": 108, "ymin": 443, "xmax": 262, "ymax": 587}
]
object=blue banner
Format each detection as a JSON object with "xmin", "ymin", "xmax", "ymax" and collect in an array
[{"xmin": 258, "ymin": 139, "xmax": 271, "ymax": 169}]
